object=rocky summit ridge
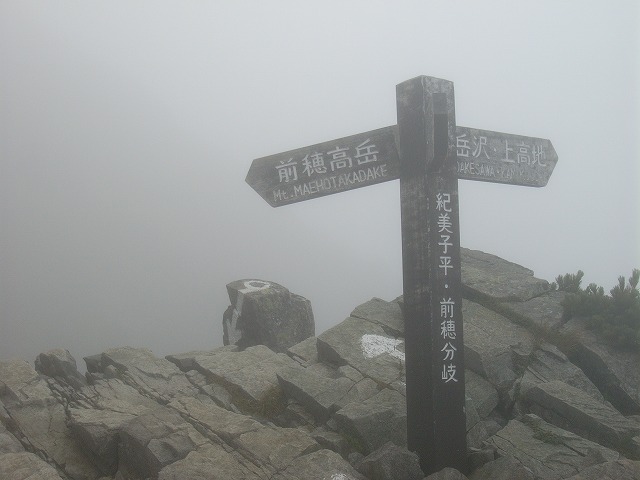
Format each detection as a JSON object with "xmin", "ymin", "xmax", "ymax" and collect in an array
[{"xmin": 1, "ymin": 248, "xmax": 640, "ymax": 480}]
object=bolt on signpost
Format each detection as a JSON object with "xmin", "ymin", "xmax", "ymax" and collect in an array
[{"xmin": 246, "ymin": 75, "xmax": 558, "ymax": 474}]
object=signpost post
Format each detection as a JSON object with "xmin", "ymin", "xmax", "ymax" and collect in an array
[{"xmin": 246, "ymin": 75, "xmax": 558, "ymax": 474}]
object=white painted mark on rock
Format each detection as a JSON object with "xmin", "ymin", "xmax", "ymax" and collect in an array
[
  {"xmin": 360, "ymin": 334, "xmax": 405, "ymax": 362},
  {"xmin": 225, "ymin": 280, "xmax": 272, "ymax": 345},
  {"xmin": 239, "ymin": 280, "xmax": 271, "ymax": 294},
  {"xmin": 328, "ymin": 473, "xmax": 350, "ymax": 480}
]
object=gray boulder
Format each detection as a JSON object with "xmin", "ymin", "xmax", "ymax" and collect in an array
[
  {"xmin": 277, "ymin": 366, "xmax": 356, "ymax": 422},
  {"xmin": 318, "ymin": 316, "xmax": 405, "ymax": 387},
  {"xmin": 77, "ymin": 377, "xmax": 160, "ymax": 414},
  {"xmin": 563, "ymin": 458, "xmax": 640, "ymax": 480},
  {"xmin": 67, "ymin": 407, "xmax": 136, "ymax": 475},
  {"xmin": 234, "ymin": 425, "xmax": 320, "ymax": 473},
  {"xmin": 168, "ymin": 396, "xmax": 263, "ymax": 444},
  {"xmin": 333, "ymin": 388, "xmax": 407, "ymax": 454},
  {"xmin": 468, "ymin": 455, "xmax": 534, "ymax": 480},
  {"xmin": 487, "ymin": 414, "xmax": 619, "ymax": 479},
  {"xmin": 524, "ymin": 380, "xmax": 640, "ymax": 456},
  {"xmin": 0, "ymin": 360, "xmax": 99, "ymax": 480},
  {"xmin": 276, "ymin": 363, "xmax": 380, "ymax": 427},
  {"xmin": 500, "ymin": 291, "xmax": 567, "ymax": 331},
  {"xmin": 311, "ymin": 427, "xmax": 352, "ymax": 458},
  {"xmin": 158, "ymin": 443, "xmax": 262, "ymax": 480},
  {"xmin": 0, "ymin": 359, "xmax": 55, "ymax": 408},
  {"xmin": 462, "ymin": 300, "xmax": 534, "ymax": 406},
  {"xmin": 518, "ymin": 343, "xmax": 604, "ymax": 406},
  {"xmin": 351, "ymin": 297, "xmax": 405, "ymax": 336},
  {"xmin": 356, "ymin": 441, "xmax": 424, "ymax": 480},
  {"xmin": 223, "ymin": 279, "xmax": 314, "ymax": 353},
  {"xmin": 118, "ymin": 406, "xmax": 208, "ymax": 479},
  {"xmin": 465, "ymin": 396, "xmax": 492, "ymax": 449},
  {"xmin": 424, "ymin": 467, "xmax": 469, "ymax": 480},
  {"xmin": 272, "ymin": 448, "xmax": 368, "ymax": 480},
  {"xmin": 461, "ymin": 248, "xmax": 549, "ymax": 302},
  {"xmin": 465, "ymin": 369, "xmax": 499, "ymax": 419},
  {"xmin": 287, "ymin": 336, "xmax": 319, "ymax": 365},
  {"xmin": 0, "ymin": 422, "xmax": 23, "ymax": 454},
  {"xmin": 99, "ymin": 347, "xmax": 200, "ymax": 403},
  {"xmin": 193, "ymin": 345, "xmax": 300, "ymax": 414},
  {"xmin": 165, "ymin": 349, "xmax": 222, "ymax": 372},
  {"xmin": 0, "ymin": 452, "xmax": 66, "ymax": 480},
  {"xmin": 561, "ymin": 317, "xmax": 640, "ymax": 415},
  {"xmin": 35, "ymin": 348, "xmax": 87, "ymax": 389}
]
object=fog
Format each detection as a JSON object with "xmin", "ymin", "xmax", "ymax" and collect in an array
[{"xmin": 1, "ymin": 1, "xmax": 638, "ymax": 366}]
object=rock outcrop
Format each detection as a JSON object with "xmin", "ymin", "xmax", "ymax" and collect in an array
[
  {"xmin": 222, "ymin": 279, "xmax": 315, "ymax": 353},
  {"xmin": 1, "ymin": 248, "xmax": 639, "ymax": 479}
]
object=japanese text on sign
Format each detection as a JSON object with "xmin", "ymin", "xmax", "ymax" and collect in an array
[
  {"xmin": 436, "ymin": 192, "xmax": 459, "ymax": 384},
  {"xmin": 456, "ymin": 134, "xmax": 547, "ymax": 166},
  {"xmin": 275, "ymin": 139, "xmax": 380, "ymax": 183}
]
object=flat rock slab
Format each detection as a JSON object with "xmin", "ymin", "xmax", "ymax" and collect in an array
[
  {"xmin": 100, "ymin": 347, "xmax": 199, "ymax": 403},
  {"xmin": 563, "ymin": 458, "xmax": 640, "ymax": 480},
  {"xmin": 461, "ymin": 248, "xmax": 549, "ymax": 302},
  {"xmin": 333, "ymin": 388, "xmax": 407, "ymax": 455},
  {"xmin": 487, "ymin": 414, "xmax": 619, "ymax": 479},
  {"xmin": 236, "ymin": 425, "xmax": 320, "ymax": 472},
  {"xmin": 79, "ymin": 377, "xmax": 160, "ymax": 415},
  {"xmin": 158, "ymin": 443, "xmax": 263, "ymax": 480},
  {"xmin": 317, "ymin": 316, "xmax": 405, "ymax": 386},
  {"xmin": 271, "ymin": 449, "xmax": 368, "ymax": 480},
  {"xmin": 34, "ymin": 348, "xmax": 86, "ymax": 389},
  {"xmin": 519, "ymin": 344, "xmax": 604, "ymax": 402},
  {"xmin": 0, "ymin": 452, "xmax": 66, "ymax": 480},
  {"xmin": 165, "ymin": 349, "xmax": 225, "ymax": 372},
  {"xmin": 193, "ymin": 345, "xmax": 300, "ymax": 411},
  {"xmin": 524, "ymin": 380, "xmax": 640, "ymax": 453},
  {"xmin": 168, "ymin": 396, "xmax": 263, "ymax": 443},
  {"xmin": 119, "ymin": 406, "xmax": 208, "ymax": 479},
  {"xmin": 465, "ymin": 369, "xmax": 499, "ymax": 419},
  {"xmin": 562, "ymin": 317, "xmax": 640, "ymax": 415},
  {"xmin": 351, "ymin": 297, "xmax": 405, "ymax": 336},
  {"xmin": 287, "ymin": 336, "xmax": 319, "ymax": 365},
  {"xmin": 357, "ymin": 441, "xmax": 424, "ymax": 480},
  {"xmin": 468, "ymin": 455, "xmax": 534, "ymax": 480},
  {"xmin": 0, "ymin": 361, "xmax": 98, "ymax": 480},
  {"xmin": 0, "ymin": 420, "xmax": 24, "ymax": 454},
  {"xmin": 8, "ymin": 402, "xmax": 99, "ymax": 480},
  {"xmin": 425, "ymin": 467, "xmax": 469, "ymax": 480},
  {"xmin": 67, "ymin": 407, "xmax": 136, "ymax": 475},
  {"xmin": 0, "ymin": 360, "xmax": 55, "ymax": 407},
  {"xmin": 463, "ymin": 300, "xmax": 534, "ymax": 395},
  {"xmin": 500, "ymin": 291, "xmax": 567, "ymax": 331},
  {"xmin": 277, "ymin": 366, "xmax": 355, "ymax": 422}
]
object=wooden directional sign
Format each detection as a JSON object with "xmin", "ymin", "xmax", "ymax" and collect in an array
[
  {"xmin": 246, "ymin": 126, "xmax": 557, "ymax": 206},
  {"xmin": 246, "ymin": 126, "xmax": 400, "ymax": 207},
  {"xmin": 245, "ymin": 76, "xmax": 558, "ymax": 475},
  {"xmin": 396, "ymin": 76, "xmax": 466, "ymax": 474},
  {"xmin": 454, "ymin": 126, "xmax": 557, "ymax": 187}
]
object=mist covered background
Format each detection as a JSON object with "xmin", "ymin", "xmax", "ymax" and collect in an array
[{"xmin": 2, "ymin": 1, "xmax": 638, "ymax": 366}]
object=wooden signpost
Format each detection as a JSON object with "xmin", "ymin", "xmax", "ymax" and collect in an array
[{"xmin": 246, "ymin": 75, "xmax": 558, "ymax": 474}]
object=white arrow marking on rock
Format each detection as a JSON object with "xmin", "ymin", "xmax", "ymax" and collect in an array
[{"xmin": 360, "ymin": 334, "xmax": 405, "ymax": 362}]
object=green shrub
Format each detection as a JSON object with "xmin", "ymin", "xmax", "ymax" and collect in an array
[
  {"xmin": 558, "ymin": 269, "xmax": 639, "ymax": 352},
  {"xmin": 551, "ymin": 270, "xmax": 584, "ymax": 293}
]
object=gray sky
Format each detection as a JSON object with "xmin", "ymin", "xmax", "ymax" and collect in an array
[{"xmin": 1, "ymin": 1, "xmax": 639, "ymax": 365}]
